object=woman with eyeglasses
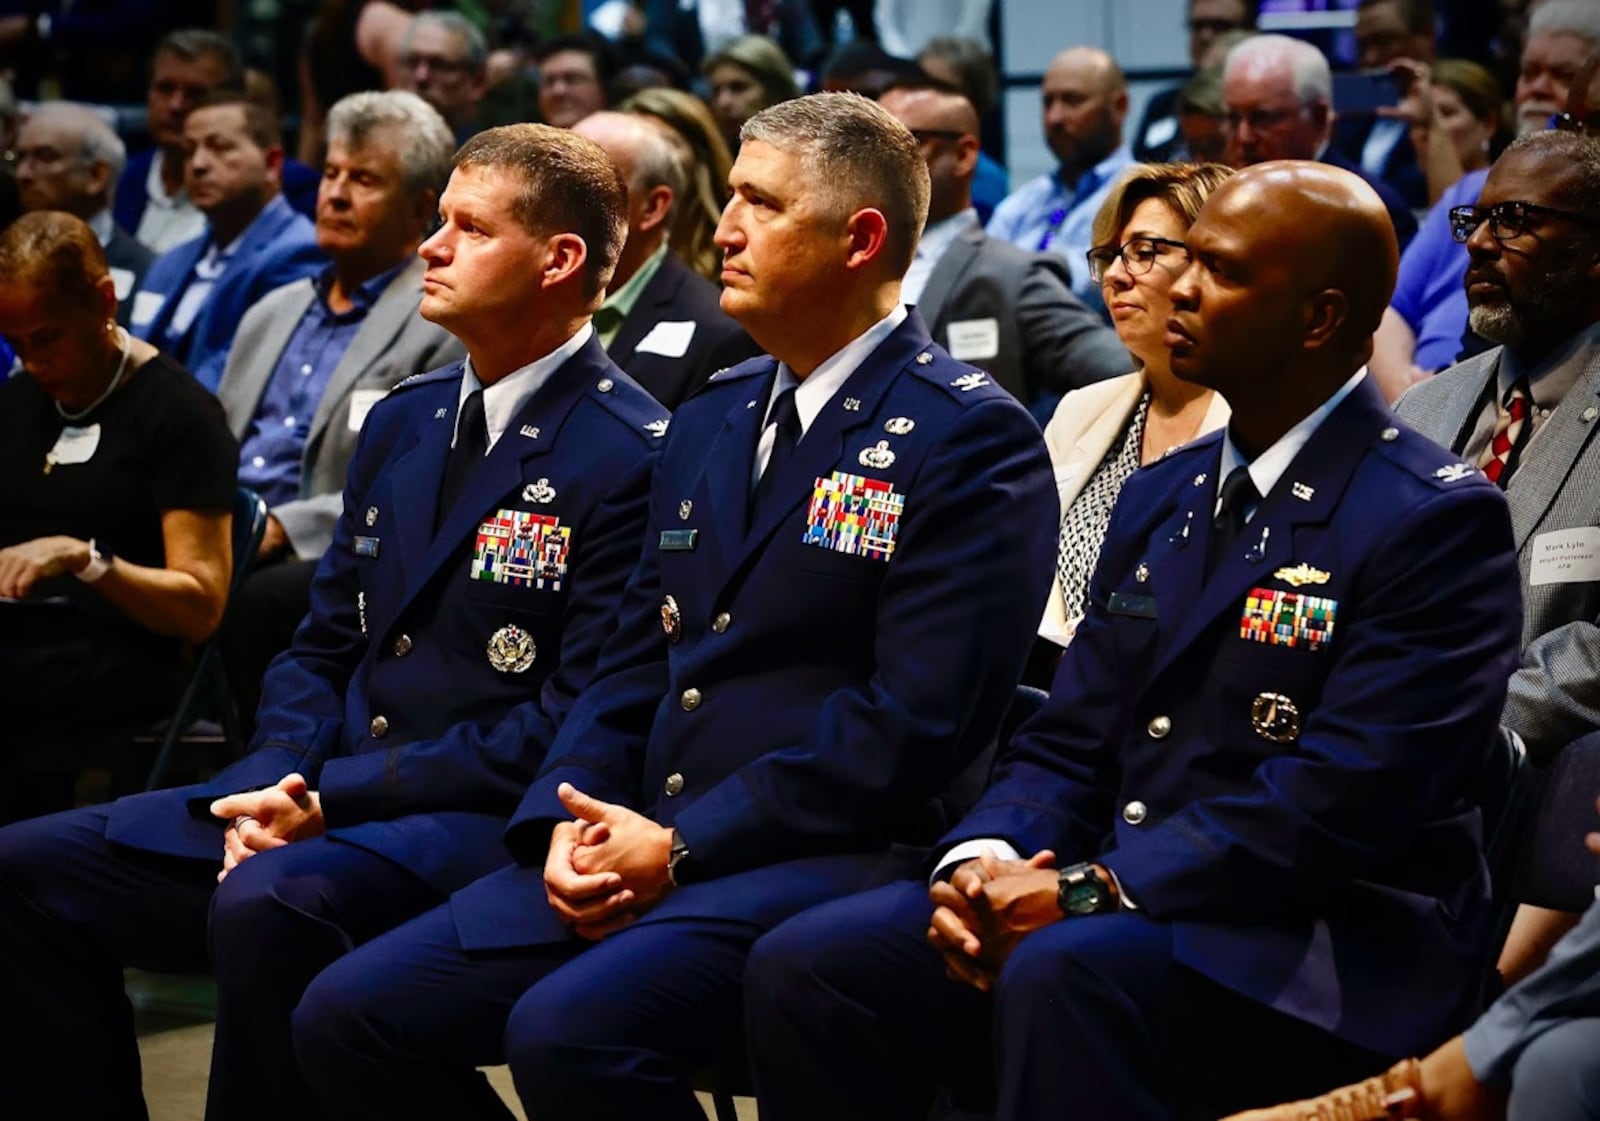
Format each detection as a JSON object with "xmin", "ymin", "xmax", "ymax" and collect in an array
[{"xmin": 1034, "ymin": 161, "xmax": 1234, "ymax": 656}]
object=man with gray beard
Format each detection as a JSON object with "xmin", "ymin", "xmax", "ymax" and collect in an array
[{"xmin": 1395, "ymin": 128, "xmax": 1600, "ymax": 768}]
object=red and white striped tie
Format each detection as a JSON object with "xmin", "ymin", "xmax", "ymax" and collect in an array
[{"xmin": 1478, "ymin": 379, "xmax": 1530, "ymax": 487}]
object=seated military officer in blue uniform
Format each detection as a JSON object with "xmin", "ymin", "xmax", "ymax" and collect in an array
[
  {"xmin": 0, "ymin": 124, "xmax": 669, "ymax": 1120},
  {"xmin": 287, "ymin": 92, "xmax": 1060, "ymax": 1121},
  {"xmin": 742, "ymin": 161, "xmax": 1528, "ymax": 1121}
]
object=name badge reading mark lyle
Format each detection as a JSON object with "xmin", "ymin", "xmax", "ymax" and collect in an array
[{"xmin": 1530, "ymin": 527, "xmax": 1600, "ymax": 586}]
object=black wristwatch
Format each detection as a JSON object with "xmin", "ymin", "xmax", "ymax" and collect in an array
[
  {"xmin": 1057, "ymin": 862, "xmax": 1118, "ymax": 917},
  {"xmin": 666, "ymin": 828, "xmax": 691, "ymax": 887}
]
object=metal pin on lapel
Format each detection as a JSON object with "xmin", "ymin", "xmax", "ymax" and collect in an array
[
  {"xmin": 1246, "ymin": 525, "xmax": 1271, "ymax": 563},
  {"xmin": 1169, "ymin": 510, "xmax": 1194, "ymax": 549}
]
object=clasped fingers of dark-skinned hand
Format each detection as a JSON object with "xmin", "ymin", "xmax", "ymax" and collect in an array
[{"xmin": 927, "ymin": 891, "xmax": 983, "ymax": 960}]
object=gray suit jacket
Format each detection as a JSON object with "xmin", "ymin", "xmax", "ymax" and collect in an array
[
  {"xmin": 916, "ymin": 226, "xmax": 1131, "ymax": 404},
  {"xmin": 1396, "ymin": 343, "xmax": 1600, "ymax": 762},
  {"xmin": 216, "ymin": 256, "xmax": 464, "ymax": 560}
]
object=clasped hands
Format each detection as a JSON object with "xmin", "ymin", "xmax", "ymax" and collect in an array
[
  {"xmin": 927, "ymin": 849, "xmax": 1071, "ymax": 992},
  {"xmin": 209, "ymin": 773, "xmax": 325, "ymax": 883},
  {"xmin": 543, "ymin": 782, "xmax": 675, "ymax": 941}
]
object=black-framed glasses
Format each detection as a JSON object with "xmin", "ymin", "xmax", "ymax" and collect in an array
[
  {"xmin": 1448, "ymin": 201, "xmax": 1600, "ymax": 244},
  {"xmin": 907, "ymin": 128, "xmax": 967, "ymax": 145},
  {"xmin": 1550, "ymin": 110, "xmax": 1600, "ymax": 137},
  {"xmin": 1086, "ymin": 236, "xmax": 1190, "ymax": 283}
]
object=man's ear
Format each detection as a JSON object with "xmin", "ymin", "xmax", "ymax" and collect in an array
[
  {"xmin": 638, "ymin": 184, "xmax": 674, "ymax": 234},
  {"xmin": 843, "ymin": 207, "xmax": 890, "ymax": 271},
  {"xmin": 543, "ymin": 231, "xmax": 589, "ymax": 288},
  {"xmin": 1302, "ymin": 288, "xmax": 1350, "ymax": 352}
]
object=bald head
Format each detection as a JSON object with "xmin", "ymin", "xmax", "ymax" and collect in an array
[
  {"xmin": 1168, "ymin": 160, "xmax": 1395, "ymax": 434},
  {"xmin": 16, "ymin": 102, "xmax": 126, "ymax": 218},
  {"xmin": 879, "ymin": 86, "xmax": 982, "ymax": 223},
  {"xmin": 1041, "ymin": 47, "xmax": 1128, "ymax": 173},
  {"xmin": 571, "ymin": 110, "xmax": 684, "ymax": 289}
]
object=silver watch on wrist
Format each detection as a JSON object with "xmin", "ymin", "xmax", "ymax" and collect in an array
[{"xmin": 76, "ymin": 538, "xmax": 113, "ymax": 584}]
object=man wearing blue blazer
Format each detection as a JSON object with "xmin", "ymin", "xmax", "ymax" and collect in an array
[
  {"xmin": 128, "ymin": 93, "xmax": 324, "ymax": 392},
  {"xmin": 743, "ymin": 162, "xmax": 1526, "ymax": 1121},
  {"xmin": 289, "ymin": 93, "xmax": 1059, "ymax": 1121},
  {"xmin": 0, "ymin": 124, "xmax": 668, "ymax": 1121}
]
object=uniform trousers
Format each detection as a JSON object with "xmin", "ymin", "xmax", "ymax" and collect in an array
[
  {"xmin": 294, "ymin": 900, "xmax": 764, "ymax": 1121},
  {"xmin": 744, "ymin": 879, "xmax": 1389, "ymax": 1121},
  {"xmin": 1465, "ymin": 892, "xmax": 1600, "ymax": 1121},
  {"xmin": 0, "ymin": 803, "xmax": 443, "ymax": 1121}
]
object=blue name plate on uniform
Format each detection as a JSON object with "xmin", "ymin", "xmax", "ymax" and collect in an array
[
  {"xmin": 354, "ymin": 535, "xmax": 381, "ymax": 558},
  {"xmin": 1107, "ymin": 591, "xmax": 1157, "ymax": 619},
  {"xmin": 659, "ymin": 529, "xmax": 698, "ymax": 551}
]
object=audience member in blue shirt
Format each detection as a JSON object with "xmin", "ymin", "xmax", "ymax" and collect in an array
[{"xmin": 987, "ymin": 47, "xmax": 1134, "ymax": 309}]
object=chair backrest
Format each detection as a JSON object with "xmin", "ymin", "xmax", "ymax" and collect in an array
[
  {"xmin": 227, "ymin": 487, "xmax": 269, "ymax": 613},
  {"xmin": 1512, "ymin": 731, "xmax": 1600, "ymax": 913}
]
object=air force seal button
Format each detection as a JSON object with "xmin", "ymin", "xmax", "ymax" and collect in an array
[
  {"xmin": 487, "ymin": 624, "xmax": 537, "ymax": 673},
  {"xmin": 859, "ymin": 441, "xmax": 896, "ymax": 469},
  {"xmin": 1251, "ymin": 692, "xmax": 1301, "ymax": 743}
]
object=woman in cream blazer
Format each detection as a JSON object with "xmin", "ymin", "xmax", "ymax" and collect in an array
[{"xmin": 1038, "ymin": 162, "xmax": 1235, "ymax": 648}]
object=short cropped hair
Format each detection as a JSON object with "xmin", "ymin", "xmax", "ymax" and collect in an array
[
  {"xmin": 1090, "ymin": 161, "xmax": 1237, "ymax": 251},
  {"xmin": 27, "ymin": 102, "xmax": 127, "ymax": 185},
  {"xmin": 189, "ymin": 91, "xmax": 281, "ymax": 150},
  {"xmin": 1501, "ymin": 129, "xmax": 1600, "ymax": 219},
  {"xmin": 626, "ymin": 115, "xmax": 688, "ymax": 219},
  {"xmin": 326, "ymin": 90, "xmax": 455, "ymax": 195},
  {"xmin": 740, "ymin": 92, "xmax": 930, "ymax": 277},
  {"xmin": 0, "ymin": 210, "xmax": 111, "ymax": 308},
  {"xmin": 152, "ymin": 28, "xmax": 244, "ymax": 90},
  {"xmin": 1224, "ymin": 34, "xmax": 1332, "ymax": 107},
  {"xmin": 1529, "ymin": 0, "xmax": 1600, "ymax": 46},
  {"xmin": 403, "ymin": 11, "xmax": 487, "ymax": 73},
  {"xmin": 917, "ymin": 37, "xmax": 998, "ymax": 118},
  {"xmin": 453, "ymin": 124, "xmax": 628, "ymax": 300}
]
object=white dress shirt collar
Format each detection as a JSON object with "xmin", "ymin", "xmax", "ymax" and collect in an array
[
  {"xmin": 903, "ymin": 208, "xmax": 979, "ymax": 306},
  {"xmin": 1216, "ymin": 367, "xmax": 1367, "ymax": 519},
  {"xmin": 457, "ymin": 322, "xmax": 595, "ymax": 450}
]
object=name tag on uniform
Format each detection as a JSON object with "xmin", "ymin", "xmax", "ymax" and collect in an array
[
  {"xmin": 1531, "ymin": 527, "xmax": 1600, "ymax": 586},
  {"xmin": 659, "ymin": 529, "xmax": 698, "ymax": 551},
  {"xmin": 354, "ymin": 535, "xmax": 381, "ymax": 557},
  {"xmin": 1107, "ymin": 591, "xmax": 1158, "ymax": 619},
  {"xmin": 945, "ymin": 318, "xmax": 1000, "ymax": 362},
  {"xmin": 347, "ymin": 388, "xmax": 387, "ymax": 432}
]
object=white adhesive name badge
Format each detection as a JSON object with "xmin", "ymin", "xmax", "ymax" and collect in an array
[
  {"xmin": 347, "ymin": 388, "xmax": 387, "ymax": 432},
  {"xmin": 129, "ymin": 290, "xmax": 164, "ymax": 328},
  {"xmin": 946, "ymin": 318, "xmax": 1000, "ymax": 362},
  {"xmin": 1530, "ymin": 527, "xmax": 1600, "ymax": 586},
  {"xmin": 48, "ymin": 423, "xmax": 102, "ymax": 466},
  {"xmin": 636, "ymin": 320, "xmax": 696, "ymax": 358},
  {"xmin": 109, "ymin": 267, "xmax": 135, "ymax": 301}
]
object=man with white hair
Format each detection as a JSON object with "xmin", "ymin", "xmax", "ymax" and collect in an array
[
  {"xmin": 15, "ymin": 102, "xmax": 154, "ymax": 323},
  {"xmin": 1222, "ymin": 33, "xmax": 1417, "ymax": 247}
]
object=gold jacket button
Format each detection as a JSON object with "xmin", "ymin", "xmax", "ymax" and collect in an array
[
  {"xmin": 370, "ymin": 715, "xmax": 390, "ymax": 738},
  {"xmin": 393, "ymin": 634, "xmax": 413, "ymax": 657},
  {"xmin": 711, "ymin": 612, "xmax": 731, "ymax": 634},
  {"xmin": 665, "ymin": 772, "xmax": 685, "ymax": 796},
  {"xmin": 1146, "ymin": 715, "xmax": 1172, "ymax": 739},
  {"xmin": 681, "ymin": 688, "xmax": 702, "ymax": 711},
  {"xmin": 1123, "ymin": 800, "xmax": 1148, "ymax": 825}
]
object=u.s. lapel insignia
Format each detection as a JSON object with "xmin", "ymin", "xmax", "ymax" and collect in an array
[
  {"xmin": 660, "ymin": 595, "xmax": 682, "ymax": 643},
  {"xmin": 472, "ymin": 509, "xmax": 571, "ymax": 590},
  {"xmin": 522, "ymin": 478, "xmax": 556, "ymax": 504},
  {"xmin": 950, "ymin": 371, "xmax": 989, "ymax": 392},
  {"xmin": 1250, "ymin": 692, "xmax": 1301, "ymax": 743},
  {"xmin": 843, "ymin": 397, "xmax": 861, "ymax": 412},
  {"xmin": 519, "ymin": 424, "xmax": 541, "ymax": 440},
  {"xmin": 1240, "ymin": 587, "xmax": 1337, "ymax": 650},
  {"xmin": 1192, "ymin": 473, "xmax": 1207, "ymax": 487},
  {"xmin": 487, "ymin": 624, "xmax": 537, "ymax": 673},
  {"xmin": 644, "ymin": 418, "xmax": 670, "ymax": 437},
  {"xmin": 1291, "ymin": 482, "xmax": 1315, "ymax": 501},
  {"xmin": 1435, "ymin": 463, "xmax": 1476, "ymax": 482},
  {"xmin": 434, "ymin": 407, "xmax": 448, "ymax": 420},
  {"xmin": 365, "ymin": 506, "xmax": 378, "ymax": 526},
  {"xmin": 884, "ymin": 417, "xmax": 915, "ymax": 435},
  {"xmin": 1135, "ymin": 562, "xmax": 1150, "ymax": 583},
  {"xmin": 1274, "ymin": 562, "xmax": 1330, "ymax": 587},
  {"xmin": 859, "ymin": 441, "xmax": 896, "ymax": 469},
  {"xmin": 357, "ymin": 591, "xmax": 367, "ymax": 636},
  {"xmin": 679, "ymin": 500, "xmax": 693, "ymax": 521}
]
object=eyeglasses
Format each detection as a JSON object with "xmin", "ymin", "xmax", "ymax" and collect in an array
[
  {"xmin": 907, "ymin": 128, "xmax": 967, "ymax": 145},
  {"xmin": 1086, "ymin": 236, "xmax": 1190, "ymax": 283},
  {"xmin": 1448, "ymin": 201, "xmax": 1600, "ymax": 244},
  {"xmin": 1222, "ymin": 106, "xmax": 1307, "ymax": 133},
  {"xmin": 1550, "ymin": 110, "xmax": 1600, "ymax": 137},
  {"xmin": 398, "ymin": 51, "xmax": 474, "ymax": 75}
]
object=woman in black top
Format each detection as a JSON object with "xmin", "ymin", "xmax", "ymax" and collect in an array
[{"xmin": 0, "ymin": 212, "xmax": 238, "ymax": 786}]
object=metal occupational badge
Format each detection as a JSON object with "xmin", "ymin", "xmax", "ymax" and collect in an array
[
  {"xmin": 679, "ymin": 500, "xmax": 693, "ymax": 521},
  {"xmin": 803, "ymin": 471, "xmax": 905, "ymax": 562},
  {"xmin": 859, "ymin": 441, "xmax": 896, "ymax": 469},
  {"xmin": 472, "ymin": 509, "xmax": 572, "ymax": 590},
  {"xmin": 1239, "ymin": 587, "xmax": 1337, "ymax": 650},
  {"xmin": 1250, "ymin": 692, "xmax": 1301, "ymax": 743},
  {"xmin": 1273, "ymin": 562, "xmax": 1330, "ymax": 587},
  {"xmin": 487, "ymin": 624, "xmax": 537, "ymax": 673},
  {"xmin": 661, "ymin": 595, "xmax": 682, "ymax": 642},
  {"xmin": 365, "ymin": 506, "xmax": 379, "ymax": 526},
  {"xmin": 884, "ymin": 417, "xmax": 915, "ymax": 435},
  {"xmin": 1135, "ymin": 563, "xmax": 1150, "ymax": 583},
  {"xmin": 522, "ymin": 478, "xmax": 556, "ymax": 504}
]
